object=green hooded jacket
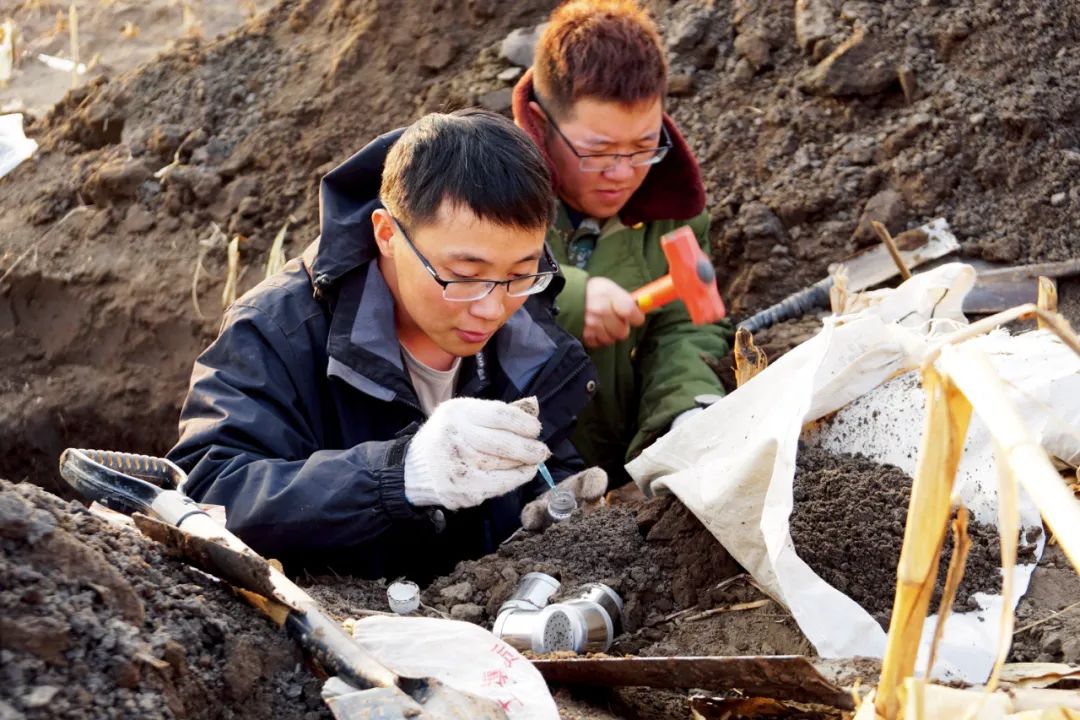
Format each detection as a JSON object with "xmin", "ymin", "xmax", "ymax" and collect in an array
[{"xmin": 513, "ymin": 71, "xmax": 734, "ymax": 482}]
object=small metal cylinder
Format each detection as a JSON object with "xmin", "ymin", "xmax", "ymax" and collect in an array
[
  {"xmin": 565, "ymin": 583, "xmax": 624, "ymax": 632},
  {"xmin": 535, "ymin": 601, "xmax": 613, "ymax": 653},
  {"xmin": 493, "ymin": 600, "xmax": 616, "ymax": 654},
  {"xmin": 498, "ymin": 571, "xmax": 560, "ymax": 614},
  {"xmin": 491, "ymin": 608, "xmax": 540, "ymax": 653}
]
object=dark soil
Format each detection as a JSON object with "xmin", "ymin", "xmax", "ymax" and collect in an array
[
  {"xmin": 3, "ymin": 0, "xmax": 1079, "ymax": 495},
  {"xmin": 0, "ymin": 479, "xmax": 329, "ymax": 720},
  {"xmin": 789, "ymin": 445, "xmax": 1040, "ymax": 629},
  {"xmin": 1009, "ymin": 541, "xmax": 1080, "ymax": 666},
  {"xmin": 310, "ymin": 494, "xmax": 743, "ymax": 635},
  {"xmin": 310, "ymin": 494, "xmax": 809, "ymax": 720}
]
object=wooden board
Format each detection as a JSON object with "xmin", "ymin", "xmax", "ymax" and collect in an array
[{"xmin": 531, "ymin": 655, "xmax": 854, "ymax": 710}]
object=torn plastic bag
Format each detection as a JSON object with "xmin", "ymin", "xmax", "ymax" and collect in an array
[
  {"xmin": 1, "ymin": 113, "xmax": 37, "ymax": 178},
  {"xmin": 627, "ymin": 263, "xmax": 1080, "ymax": 682},
  {"xmin": 348, "ymin": 615, "xmax": 559, "ymax": 720}
]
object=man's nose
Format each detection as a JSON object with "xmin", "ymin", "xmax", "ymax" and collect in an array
[
  {"xmin": 469, "ymin": 287, "xmax": 505, "ymax": 320},
  {"xmin": 602, "ymin": 157, "xmax": 635, "ymax": 181}
]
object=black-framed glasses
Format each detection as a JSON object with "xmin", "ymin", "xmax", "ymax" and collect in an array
[
  {"xmin": 535, "ymin": 98, "xmax": 672, "ymax": 173},
  {"xmin": 390, "ymin": 217, "xmax": 560, "ymax": 302}
]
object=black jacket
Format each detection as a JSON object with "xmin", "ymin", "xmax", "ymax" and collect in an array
[{"xmin": 168, "ymin": 129, "xmax": 596, "ymax": 582}]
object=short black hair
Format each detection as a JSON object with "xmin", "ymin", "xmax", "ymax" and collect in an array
[{"xmin": 381, "ymin": 109, "xmax": 554, "ymax": 232}]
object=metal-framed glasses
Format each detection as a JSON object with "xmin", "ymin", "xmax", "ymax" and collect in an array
[
  {"xmin": 391, "ymin": 217, "xmax": 560, "ymax": 302},
  {"xmin": 535, "ymin": 98, "xmax": 672, "ymax": 173}
]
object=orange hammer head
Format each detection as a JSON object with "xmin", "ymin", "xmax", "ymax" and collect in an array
[{"xmin": 632, "ymin": 226, "xmax": 726, "ymax": 324}]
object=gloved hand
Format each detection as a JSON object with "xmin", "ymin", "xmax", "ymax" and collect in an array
[
  {"xmin": 520, "ymin": 467, "xmax": 608, "ymax": 531},
  {"xmin": 404, "ymin": 396, "xmax": 551, "ymax": 511}
]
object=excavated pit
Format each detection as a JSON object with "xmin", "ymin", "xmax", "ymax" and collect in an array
[{"xmin": 3, "ymin": 0, "xmax": 1080, "ymax": 716}]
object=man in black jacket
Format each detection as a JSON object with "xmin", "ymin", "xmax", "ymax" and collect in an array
[{"xmin": 168, "ymin": 110, "xmax": 603, "ymax": 582}]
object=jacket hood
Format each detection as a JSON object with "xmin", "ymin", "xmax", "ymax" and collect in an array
[
  {"xmin": 511, "ymin": 69, "xmax": 706, "ymax": 226},
  {"xmin": 310, "ymin": 127, "xmax": 406, "ymax": 288}
]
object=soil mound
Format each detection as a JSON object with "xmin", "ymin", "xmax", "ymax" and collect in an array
[
  {"xmin": 789, "ymin": 445, "xmax": 1040, "ymax": 628},
  {"xmin": 310, "ymin": 495, "xmax": 743, "ymax": 634},
  {"xmin": 0, "ymin": 478, "xmax": 328, "ymax": 719},
  {"xmin": 3, "ymin": 0, "xmax": 1079, "ymax": 493}
]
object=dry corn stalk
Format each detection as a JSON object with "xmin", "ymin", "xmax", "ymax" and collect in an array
[
  {"xmin": 866, "ymin": 325, "xmax": 1080, "ymax": 720},
  {"xmin": 874, "ymin": 365, "xmax": 972, "ymax": 720},
  {"xmin": 871, "ymin": 220, "xmax": 912, "ymax": 280},
  {"xmin": 830, "ymin": 264, "xmax": 850, "ymax": 314},
  {"xmin": 192, "ymin": 223, "xmax": 228, "ymax": 320},
  {"xmin": 1037, "ymin": 277, "xmax": 1057, "ymax": 330},
  {"xmin": 221, "ymin": 236, "xmax": 241, "ymax": 309},
  {"xmin": 924, "ymin": 507, "xmax": 971, "ymax": 676},
  {"xmin": 734, "ymin": 327, "xmax": 768, "ymax": 387},
  {"xmin": 265, "ymin": 220, "xmax": 289, "ymax": 279},
  {"xmin": 938, "ymin": 344, "xmax": 1080, "ymax": 577}
]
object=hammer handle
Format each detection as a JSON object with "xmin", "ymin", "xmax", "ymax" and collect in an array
[
  {"xmin": 632, "ymin": 275, "xmax": 678, "ymax": 313},
  {"xmin": 736, "ymin": 278, "xmax": 833, "ymax": 334}
]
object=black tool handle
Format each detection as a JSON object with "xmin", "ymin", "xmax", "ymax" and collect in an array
[
  {"xmin": 67, "ymin": 448, "xmax": 183, "ymax": 489},
  {"xmin": 59, "ymin": 448, "xmax": 168, "ymax": 515},
  {"xmin": 736, "ymin": 278, "xmax": 833, "ymax": 334}
]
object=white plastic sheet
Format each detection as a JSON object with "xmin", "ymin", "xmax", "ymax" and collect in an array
[
  {"xmin": 627, "ymin": 263, "xmax": 1080, "ymax": 682},
  {"xmin": 1, "ymin": 113, "xmax": 38, "ymax": 178},
  {"xmin": 349, "ymin": 615, "xmax": 559, "ymax": 720}
]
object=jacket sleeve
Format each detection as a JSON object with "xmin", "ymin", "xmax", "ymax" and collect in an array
[
  {"xmin": 167, "ymin": 303, "xmax": 429, "ymax": 560},
  {"xmin": 630, "ymin": 212, "xmax": 734, "ymax": 458}
]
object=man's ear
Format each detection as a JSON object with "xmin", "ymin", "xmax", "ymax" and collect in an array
[
  {"xmin": 527, "ymin": 101, "xmax": 549, "ymax": 135},
  {"xmin": 370, "ymin": 208, "xmax": 396, "ymax": 258}
]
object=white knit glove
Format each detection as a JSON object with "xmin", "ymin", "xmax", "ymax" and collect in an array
[
  {"xmin": 404, "ymin": 396, "xmax": 551, "ymax": 510},
  {"xmin": 520, "ymin": 467, "xmax": 608, "ymax": 530}
]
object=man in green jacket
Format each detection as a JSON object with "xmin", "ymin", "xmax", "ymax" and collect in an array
[{"xmin": 512, "ymin": 0, "xmax": 733, "ymax": 486}]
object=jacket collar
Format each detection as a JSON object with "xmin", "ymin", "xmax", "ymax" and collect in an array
[
  {"xmin": 309, "ymin": 127, "xmax": 406, "ymax": 288},
  {"xmin": 511, "ymin": 69, "xmax": 706, "ymax": 226}
]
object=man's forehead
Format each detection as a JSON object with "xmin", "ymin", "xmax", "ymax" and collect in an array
[
  {"xmin": 561, "ymin": 95, "xmax": 664, "ymax": 142},
  {"xmin": 414, "ymin": 201, "xmax": 545, "ymax": 262}
]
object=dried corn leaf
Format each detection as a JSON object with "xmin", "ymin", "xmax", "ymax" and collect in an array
[
  {"xmin": 876, "ymin": 366, "xmax": 972, "ymax": 719},
  {"xmin": 221, "ymin": 236, "xmax": 240, "ymax": 309},
  {"xmin": 937, "ymin": 345, "xmax": 1080, "ymax": 576},
  {"xmin": 925, "ymin": 507, "xmax": 971, "ymax": 676},
  {"xmin": 734, "ymin": 327, "xmax": 768, "ymax": 387},
  {"xmin": 265, "ymin": 221, "xmax": 288, "ymax": 279},
  {"xmin": 989, "ymin": 437, "xmax": 1020, "ymax": 692}
]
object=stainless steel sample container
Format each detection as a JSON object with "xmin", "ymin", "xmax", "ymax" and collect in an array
[
  {"xmin": 497, "ymin": 571, "xmax": 560, "ymax": 614},
  {"xmin": 565, "ymin": 582, "xmax": 624, "ymax": 632}
]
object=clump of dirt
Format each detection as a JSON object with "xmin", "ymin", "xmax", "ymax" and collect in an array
[
  {"xmin": 0, "ymin": 478, "xmax": 329, "ymax": 720},
  {"xmin": 310, "ymin": 495, "xmax": 743, "ymax": 635},
  {"xmin": 788, "ymin": 445, "xmax": 1039, "ymax": 628}
]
